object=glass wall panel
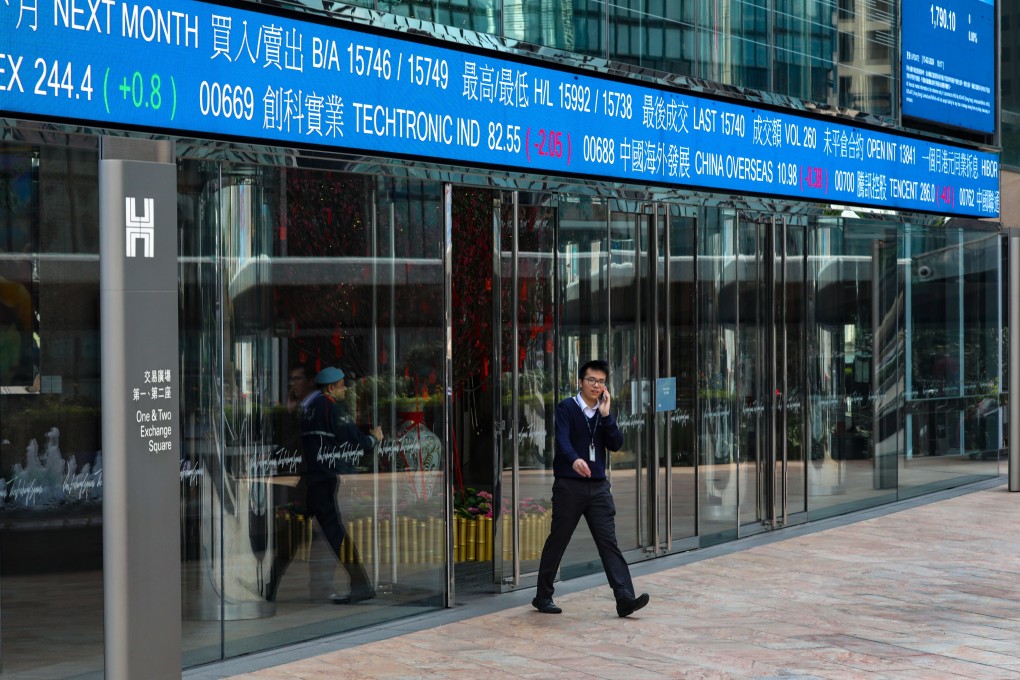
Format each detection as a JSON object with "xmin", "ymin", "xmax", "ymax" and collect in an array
[
  {"xmin": 0, "ymin": 143, "xmax": 105, "ymax": 678},
  {"xmin": 503, "ymin": 0, "xmax": 603, "ymax": 58},
  {"xmin": 736, "ymin": 215, "xmax": 766, "ymax": 530},
  {"xmin": 697, "ymin": 0, "xmax": 769, "ymax": 90},
  {"xmin": 608, "ymin": 208, "xmax": 652, "ymax": 553},
  {"xmin": 608, "ymin": 1, "xmax": 692, "ymax": 76},
  {"xmin": 900, "ymin": 225, "xmax": 1001, "ymax": 495},
  {"xmin": 178, "ymin": 160, "xmax": 228, "ymax": 666},
  {"xmin": 502, "ymin": 194, "xmax": 557, "ymax": 581},
  {"xmin": 450, "ymin": 187, "xmax": 498, "ymax": 594},
  {"xmin": 806, "ymin": 218, "xmax": 898, "ymax": 518},
  {"xmin": 384, "ymin": 0, "xmax": 499, "ymax": 34},
  {"xmin": 178, "ymin": 164, "xmax": 447, "ymax": 662},
  {"xmin": 667, "ymin": 211, "xmax": 697, "ymax": 544},
  {"xmin": 371, "ymin": 176, "xmax": 447, "ymax": 608},
  {"xmin": 773, "ymin": 0, "xmax": 836, "ymax": 104},
  {"xmin": 554, "ymin": 195, "xmax": 610, "ymax": 574},
  {"xmin": 697, "ymin": 208, "xmax": 738, "ymax": 543},
  {"xmin": 782, "ymin": 220, "xmax": 808, "ymax": 518},
  {"xmin": 835, "ymin": 0, "xmax": 893, "ymax": 115}
]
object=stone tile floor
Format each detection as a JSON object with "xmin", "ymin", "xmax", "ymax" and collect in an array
[{"xmin": 198, "ymin": 482, "xmax": 1020, "ymax": 679}]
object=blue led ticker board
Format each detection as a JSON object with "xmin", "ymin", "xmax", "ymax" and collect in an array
[
  {"xmin": 0, "ymin": 0, "xmax": 1000, "ymax": 218},
  {"xmin": 902, "ymin": 0, "xmax": 996, "ymax": 134}
]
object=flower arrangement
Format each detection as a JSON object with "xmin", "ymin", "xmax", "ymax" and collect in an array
[
  {"xmin": 453, "ymin": 487, "xmax": 550, "ymax": 519},
  {"xmin": 517, "ymin": 496, "xmax": 550, "ymax": 517},
  {"xmin": 454, "ymin": 487, "xmax": 494, "ymax": 518}
]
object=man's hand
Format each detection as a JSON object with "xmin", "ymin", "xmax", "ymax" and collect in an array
[
  {"xmin": 371, "ymin": 425, "xmax": 384, "ymax": 442},
  {"xmin": 598, "ymin": 390, "xmax": 611, "ymax": 417},
  {"xmin": 572, "ymin": 458, "xmax": 592, "ymax": 477}
]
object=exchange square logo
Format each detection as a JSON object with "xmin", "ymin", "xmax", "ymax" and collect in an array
[{"xmin": 125, "ymin": 197, "xmax": 155, "ymax": 258}]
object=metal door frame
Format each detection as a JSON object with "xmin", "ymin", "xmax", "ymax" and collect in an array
[
  {"xmin": 737, "ymin": 211, "xmax": 798, "ymax": 534},
  {"xmin": 444, "ymin": 186, "xmax": 520, "ymax": 594},
  {"xmin": 606, "ymin": 202, "xmax": 671, "ymax": 558}
]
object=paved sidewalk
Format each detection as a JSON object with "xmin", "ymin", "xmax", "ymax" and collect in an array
[{"xmin": 194, "ymin": 479, "xmax": 1020, "ymax": 679}]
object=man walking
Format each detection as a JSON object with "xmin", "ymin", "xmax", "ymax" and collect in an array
[
  {"xmin": 267, "ymin": 366, "xmax": 382, "ymax": 604},
  {"xmin": 532, "ymin": 359, "xmax": 650, "ymax": 617}
]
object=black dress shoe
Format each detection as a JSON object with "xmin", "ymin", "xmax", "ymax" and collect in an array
[
  {"xmin": 532, "ymin": 597, "xmax": 562, "ymax": 614},
  {"xmin": 616, "ymin": 593, "xmax": 649, "ymax": 618},
  {"xmin": 344, "ymin": 587, "xmax": 376, "ymax": 604}
]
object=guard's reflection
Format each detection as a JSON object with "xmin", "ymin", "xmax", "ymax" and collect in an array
[{"xmin": 267, "ymin": 366, "xmax": 383, "ymax": 604}]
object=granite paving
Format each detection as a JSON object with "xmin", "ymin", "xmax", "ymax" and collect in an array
[{"xmin": 189, "ymin": 481, "xmax": 1020, "ymax": 680}]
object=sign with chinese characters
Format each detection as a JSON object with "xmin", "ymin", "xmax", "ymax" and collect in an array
[
  {"xmin": 0, "ymin": 0, "xmax": 999, "ymax": 217},
  {"xmin": 131, "ymin": 368, "xmax": 175, "ymax": 453},
  {"xmin": 902, "ymin": 0, "xmax": 996, "ymax": 134},
  {"xmin": 99, "ymin": 146, "xmax": 180, "ymax": 680}
]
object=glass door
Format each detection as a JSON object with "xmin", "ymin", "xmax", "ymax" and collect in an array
[
  {"xmin": 449, "ymin": 188, "xmax": 557, "ymax": 594},
  {"xmin": 806, "ymin": 218, "xmax": 901, "ymax": 517},
  {"xmin": 664, "ymin": 207, "xmax": 698, "ymax": 550},
  {"xmin": 736, "ymin": 212, "xmax": 807, "ymax": 534},
  {"xmin": 736, "ymin": 213, "xmax": 769, "ymax": 532},
  {"xmin": 608, "ymin": 205, "xmax": 655, "ymax": 557},
  {"xmin": 700, "ymin": 209, "xmax": 805, "ymax": 544},
  {"xmin": 449, "ymin": 186, "xmax": 509, "ymax": 596},
  {"xmin": 608, "ymin": 202, "xmax": 698, "ymax": 557},
  {"xmin": 497, "ymin": 192, "xmax": 557, "ymax": 590}
]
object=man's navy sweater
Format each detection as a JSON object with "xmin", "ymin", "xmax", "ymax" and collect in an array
[{"xmin": 553, "ymin": 396, "xmax": 624, "ymax": 480}]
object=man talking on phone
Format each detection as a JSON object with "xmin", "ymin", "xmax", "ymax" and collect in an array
[{"xmin": 532, "ymin": 359, "xmax": 650, "ymax": 617}]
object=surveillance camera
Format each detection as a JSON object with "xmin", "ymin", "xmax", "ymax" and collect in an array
[{"xmin": 917, "ymin": 264, "xmax": 934, "ymax": 280}]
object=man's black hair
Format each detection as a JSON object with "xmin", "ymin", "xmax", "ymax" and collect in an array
[
  {"xmin": 578, "ymin": 359, "xmax": 610, "ymax": 381},
  {"xmin": 289, "ymin": 362, "xmax": 315, "ymax": 380}
]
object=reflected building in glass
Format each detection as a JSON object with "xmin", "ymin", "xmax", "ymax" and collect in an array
[{"xmin": 0, "ymin": 0, "xmax": 1003, "ymax": 676}]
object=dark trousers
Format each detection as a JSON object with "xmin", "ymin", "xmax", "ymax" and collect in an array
[
  {"xmin": 267, "ymin": 476, "xmax": 370, "ymax": 601},
  {"xmin": 536, "ymin": 477, "xmax": 635, "ymax": 602},
  {"xmin": 306, "ymin": 477, "xmax": 371, "ymax": 591}
]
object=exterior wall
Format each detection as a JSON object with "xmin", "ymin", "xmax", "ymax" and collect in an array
[{"xmin": 0, "ymin": 0, "xmax": 1003, "ymax": 676}]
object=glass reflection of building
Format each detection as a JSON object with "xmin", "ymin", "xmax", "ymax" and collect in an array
[{"xmin": 0, "ymin": 0, "xmax": 1002, "ymax": 676}]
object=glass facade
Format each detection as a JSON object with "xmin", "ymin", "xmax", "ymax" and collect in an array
[
  {"xmin": 289, "ymin": 0, "xmax": 890, "ymax": 115},
  {"xmin": 176, "ymin": 164, "xmax": 449, "ymax": 663},
  {"xmin": 0, "ymin": 0, "xmax": 1002, "ymax": 676}
]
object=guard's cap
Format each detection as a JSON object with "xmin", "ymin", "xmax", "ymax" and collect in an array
[{"xmin": 314, "ymin": 366, "xmax": 345, "ymax": 385}]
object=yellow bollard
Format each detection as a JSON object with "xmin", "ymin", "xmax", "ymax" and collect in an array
[
  {"xmin": 484, "ymin": 516, "xmax": 493, "ymax": 561},
  {"xmin": 475, "ymin": 516, "xmax": 485, "ymax": 561},
  {"xmin": 502, "ymin": 514, "xmax": 511, "ymax": 562},
  {"xmin": 452, "ymin": 517, "xmax": 458, "ymax": 562},
  {"xmin": 525, "ymin": 515, "xmax": 534, "ymax": 560},
  {"xmin": 354, "ymin": 518, "xmax": 365, "ymax": 563},
  {"xmin": 534, "ymin": 515, "xmax": 542, "ymax": 559},
  {"xmin": 520, "ymin": 515, "xmax": 528, "ymax": 560},
  {"xmin": 283, "ymin": 512, "xmax": 292, "ymax": 561},
  {"xmin": 304, "ymin": 516, "xmax": 314, "ymax": 561},
  {"xmin": 475, "ymin": 517, "xmax": 486, "ymax": 562},
  {"xmin": 427, "ymin": 517, "xmax": 437, "ymax": 563},
  {"xmin": 398, "ymin": 517, "xmax": 407, "ymax": 565},
  {"xmin": 436, "ymin": 517, "xmax": 445, "ymax": 563},
  {"xmin": 465, "ymin": 517, "xmax": 475, "ymax": 561},
  {"xmin": 364, "ymin": 517, "xmax": 373, "ymax": 566},
  {"xmin": 456, "ymin": 516, "xmax": 465, "ymax": 562}
]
